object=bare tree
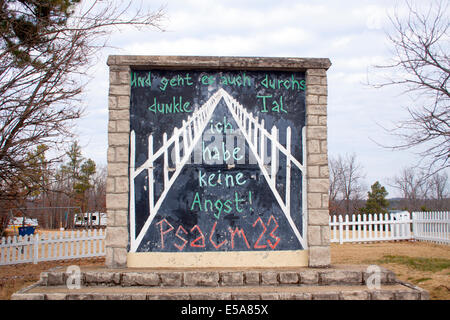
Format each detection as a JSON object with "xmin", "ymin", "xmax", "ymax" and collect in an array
[
  {"xmin": 372, "ymin": 0, "xmax": 449, "ymax": 173},
  {"xmin": 0, "ymin": 1, "xmax": 164, "ymax": 201},
  {"xmin": 328, "ymin": 156, "xmax": 341, "ymax": 210},
  {"xmin": 87, "ymin": 163, "xmax": 106, "ymax": 213},
  {"xmin": 390, "ymin": 166, "xmax": 450, "ymax": 210},
  {"xmin": 329, "ymin": 153, "xmax": 366, "ymax": 215},
  {"xmin": 427, "ymin": 171, "xmax": 449, "ymax": 210},
  {"xmin": 390, "ymin": 166, "xmax": 429, "ymax": 211}
]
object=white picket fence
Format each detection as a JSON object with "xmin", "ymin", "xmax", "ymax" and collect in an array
[
  {"xmin": 0, "ymin": 229, "xmax": 106, "ymax": 266},
  {"xmin": 2, "ymin": 211, "xmax": 447, "ymax": 265},
  {"xmin": 330, "ymin": 211, "xmax": 449, "ymax": 245},
  {"xmin": 412, "ymin": 211, "xmax": 450, "ymax": 245}
]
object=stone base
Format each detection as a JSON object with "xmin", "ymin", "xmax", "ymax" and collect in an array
[
  {"xmin": 127, "ymin": 250, "xmax": 308, "ymax": 268},
  {"xmin": 11, "ymin": 264, "xmax": 429, "ymax": 300}
]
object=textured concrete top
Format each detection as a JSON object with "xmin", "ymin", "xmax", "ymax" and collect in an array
[{"xmin": 107, "ymin": 55, "xmax": 332, "ymax": 71}]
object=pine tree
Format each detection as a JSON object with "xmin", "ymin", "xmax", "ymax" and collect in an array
[
  {"xmin": 361, "ymin": 181, "xmax": 390, "ymax": 214},
  {"xmin": 61, "ymin": 141, "xmax": 96, "ymax": 212},
  {"xmin": 74, "ymin": 158, "xmax": 96, "ymax": 213},
  {"xmin": 0, "ymin": 1, "xmax": 163, "ymax": 201},
  {"xmin": 0, "ymin": 0, "xmax": 81, "ymax": 67},
  {"xmin": 25, "ymin": 144, "xmax": 50, "ymax": 198}
]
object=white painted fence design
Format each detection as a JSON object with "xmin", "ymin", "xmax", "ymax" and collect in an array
[
  {"xmin": 129, "ymin": 90, "xmax": 223, "ymax": 252},
  {"xmin": 129, "ymin": 88, "xmax": 307, "ymax": 252},
  {"xmin": 0, "ymin": 229, "xmax": 106, "ymax": 266},
  {"xmin": 221, "ymin": 90, "xmax": 307, "ymax": 249},
  {"xmin": 330, "ymin": 211, "xmax": 449, "ymax": 245}
]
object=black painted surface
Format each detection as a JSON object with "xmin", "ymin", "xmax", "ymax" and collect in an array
[{"xmin": 130, "ymin": 70, "xmax": 306, "ymax": 252}]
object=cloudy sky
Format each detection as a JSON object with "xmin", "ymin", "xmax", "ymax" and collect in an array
[{"xmin": 75, "ymin": 0, "xmax": 446, "ymax": 198}]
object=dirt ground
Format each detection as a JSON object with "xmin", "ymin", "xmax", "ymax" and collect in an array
[
  {"xmin": 0, "ymin": 240, "xmax": 448, "ymax": 300},
  {"xmin": 331, "ymin": 241, "xmax": 450, "ymax": 300},
  {"xmin": 0, "ymin": 257, "xmax": 105, "ymax": 300}
]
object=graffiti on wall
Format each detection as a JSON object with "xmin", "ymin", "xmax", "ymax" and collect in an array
[{"xmin": 129, "ymin": 70, "xmax": 307, "ymax": 253}]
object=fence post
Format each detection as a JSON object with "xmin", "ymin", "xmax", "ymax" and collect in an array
[
  {"xmin": 368, "ymin": 214, "xmax": 373, "ymax": 241},
  {"xmin": 1, "ymin": 237, "xmax": 5, "ymax": 265},
  {"xmin": 33, "ymin": 233, "xmax": 39, "ymax": 264},
  {"xmin": 407, "ymin": 211, "xmax": 412, "ymax": 239},
  {"xmin": 345, "ymin": 215, "xmax": 349, "ymax": 240},
  {"xmin": 339, "ymin": 215, "xmax": 343, "ymax": 244},
  {"xmin": 362, "ymin": 214, "xmax": 367, "ymax": 241},
  {"xmin": 331, "ymin": 215, "xmax": 336, "ymax": 242}
]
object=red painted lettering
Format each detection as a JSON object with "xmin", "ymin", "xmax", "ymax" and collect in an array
[
  {"xmin": 190, "ymin": 225, "xmax": 205, "ymax": 248},
  {"xmin": 209, "ymin": 221, "xmax": 227, "ymax": 249},
  {"xmin": 174, "ymin": 225, "xmax": 188, "ymax": 251},
  {"xmin": 228, "ymin": 226, "xmax": 250, "ymax": 249},
  {"xmin": 267, "ymin": 215, "xmax": 280, "ymax": 249},
  {"xmin": 156, "ymin": 219, "xmax": 174, "ymax": 249},
  {"xmin": 252, "ymin": 217, "xmax": 267, "ymax": 249}
]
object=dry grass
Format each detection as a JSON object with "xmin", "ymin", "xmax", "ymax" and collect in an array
[
  {"xmin": 0, "ymin": 257, "xmax": 105, "ymax": 300},
  {"xmin": 331, "ymin": 241, "xmax": 450, "ymax": 300}
]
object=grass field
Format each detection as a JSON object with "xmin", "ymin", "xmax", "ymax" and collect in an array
[{"xmin": 0, "ymin": 240, "xmax": 448, "ymax": 300}]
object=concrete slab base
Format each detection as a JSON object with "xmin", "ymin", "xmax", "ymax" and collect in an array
[{"xmin": 11, "ymin": 264, "xmax": 429, "ymax": 300}]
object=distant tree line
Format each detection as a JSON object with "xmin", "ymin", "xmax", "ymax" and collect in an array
[
  {"xmin": 0, "ymin": 141, "xmax": 106, "ymax": 229},
  {"xmin": 329, "ymin": 153, "xmax": 449, "ymax": 216}
]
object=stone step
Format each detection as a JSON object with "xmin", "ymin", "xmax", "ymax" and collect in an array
[
  {"xmin": 12, "ymin": 283, "xmax": 428, "ymax": 300},
  {"xmin": 12, "ymin": 264, "xmax": 429, "ymax": 300},
  {"xmin": 39, "ymin": 264, "xmax": 397, "ymax": 288}
]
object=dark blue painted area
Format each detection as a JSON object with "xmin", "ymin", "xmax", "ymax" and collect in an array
[{"xmin": 130, "ymin": 69, "xmax": 306, "ymax": 252}]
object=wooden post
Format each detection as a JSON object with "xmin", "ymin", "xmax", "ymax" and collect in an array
[
  {"xmin": 33, "ymin": 233, "xmax": 39, "ymax": 264},
  {"xmin": 362, "ymin": 214, "xmax": 367, "ymax": 242},
  {"xmin": 357, "ymin": 214, "xmax": 361, "ymax": 241},
  {"xmin": 339, "ymin": 215, "xmax": 343, "ymax": 244},
  {"xmin": 331, "ymin": 216, "xmax": 336, "ymax": 242},
  {"xmin": 345, "ymin": 214, "xmax": 350, "ymax": 240}
]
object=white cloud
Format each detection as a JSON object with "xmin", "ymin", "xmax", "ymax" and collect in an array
[
  {"xmin": 352, "ymin": 4, "xmax": 389, "ymax": 30},
  {"xmin": 123, "ymin": 25, "xmax": 311, "ymax": 57},
  {"xmin": 75, "ymin": 0, "xmax": 449, "ymax": 198},
  {"xmin": 331, "ymin": 36, "xmax": 353, "ymax": 49}
]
